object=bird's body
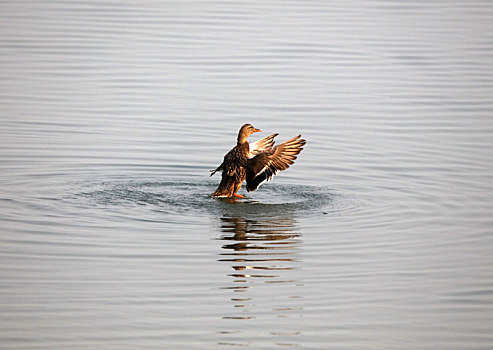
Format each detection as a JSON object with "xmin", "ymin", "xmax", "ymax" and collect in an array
[
  {"xmin": 211, "ymin": 124, "xmax": 305, "ymax": 197},
  {"xmin": 211, "ymin": 142, "xmax": 249, "ymax": 197}
]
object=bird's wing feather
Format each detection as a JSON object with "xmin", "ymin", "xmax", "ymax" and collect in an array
[
  {"xmin": 246, "ymin": 135, "xmax": 306, "ymax": 192},
  {"xmin": 248, "ymin": 133, "xmax": 278, "ymax": 158}
]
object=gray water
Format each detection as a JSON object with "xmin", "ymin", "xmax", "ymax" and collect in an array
[{"xmin": 1, "ymin": 1, "xmax": 493, "ymax": 349}]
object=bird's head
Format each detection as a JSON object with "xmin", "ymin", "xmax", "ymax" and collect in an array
[{"xmin": 237, "ymin": 124, "xmax": 262, "ymax": 143}]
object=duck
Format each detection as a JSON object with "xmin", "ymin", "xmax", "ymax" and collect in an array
[{"xmin": 210, "ymin": 124, "xmax": 306, "ymax": 197}]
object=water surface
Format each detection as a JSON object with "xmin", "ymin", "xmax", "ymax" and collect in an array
[{"xmin": 1, "ymin": 1, "xmax": 493, "ymax": 349}]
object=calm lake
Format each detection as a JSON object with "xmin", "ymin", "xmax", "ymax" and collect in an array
[{"xmin": 1, "ymin": 1, "xmax": 493, "ymax": 349}]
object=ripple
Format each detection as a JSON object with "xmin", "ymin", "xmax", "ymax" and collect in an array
[{"xmin": 77, "ymin": 179, "xmax": 348, "ymax": 218}]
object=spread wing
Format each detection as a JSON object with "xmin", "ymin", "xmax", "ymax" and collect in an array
[
  {"xmin": 248, "ymin": 133, "xmax": 278, "ymax": 158},
  {"xmin": 246, "ymin": 135, "xmax": 306, "ymax": 192}
]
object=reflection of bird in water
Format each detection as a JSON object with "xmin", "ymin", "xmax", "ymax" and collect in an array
[
  {"xmin": 218, "ymin": 216, "xmax": 301, "ymax": 295},
  {"xmin": 219, "ymin": 216, "xmax": 301, "ymax": 259},
  {"xmin": 211, "ymin": 124, "xmax": 306, "ymax": 197},
  {"xmin": 217, "ymin": 216, "xmax": 303, "ymax": 346}
]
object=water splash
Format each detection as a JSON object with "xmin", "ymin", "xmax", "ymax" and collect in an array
[{"xmin": 77, "ymin": 179, "xmax": 342, "ymax": 218}]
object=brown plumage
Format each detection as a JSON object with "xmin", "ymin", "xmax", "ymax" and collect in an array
[{"xmin": 211, "ymin": 124, "xmax": 306, "ymax": 197}]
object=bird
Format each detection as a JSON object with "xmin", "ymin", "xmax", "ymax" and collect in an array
[{"xmin": 210, "ymin": 124, "xmax": 306, "ymax": 198}]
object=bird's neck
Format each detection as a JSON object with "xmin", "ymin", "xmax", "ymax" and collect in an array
[
  {"xmin": 236, "ymin": 140, "xmax": 250, "ymax": 155},
  {"xmin": 237, "ymin": 134, "xmax": 249, "ymax": 144}
]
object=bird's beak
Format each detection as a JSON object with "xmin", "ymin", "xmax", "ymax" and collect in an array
[{"xmin": 253, "ymin": 128, "xmax": 262, "ymax": 133}]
